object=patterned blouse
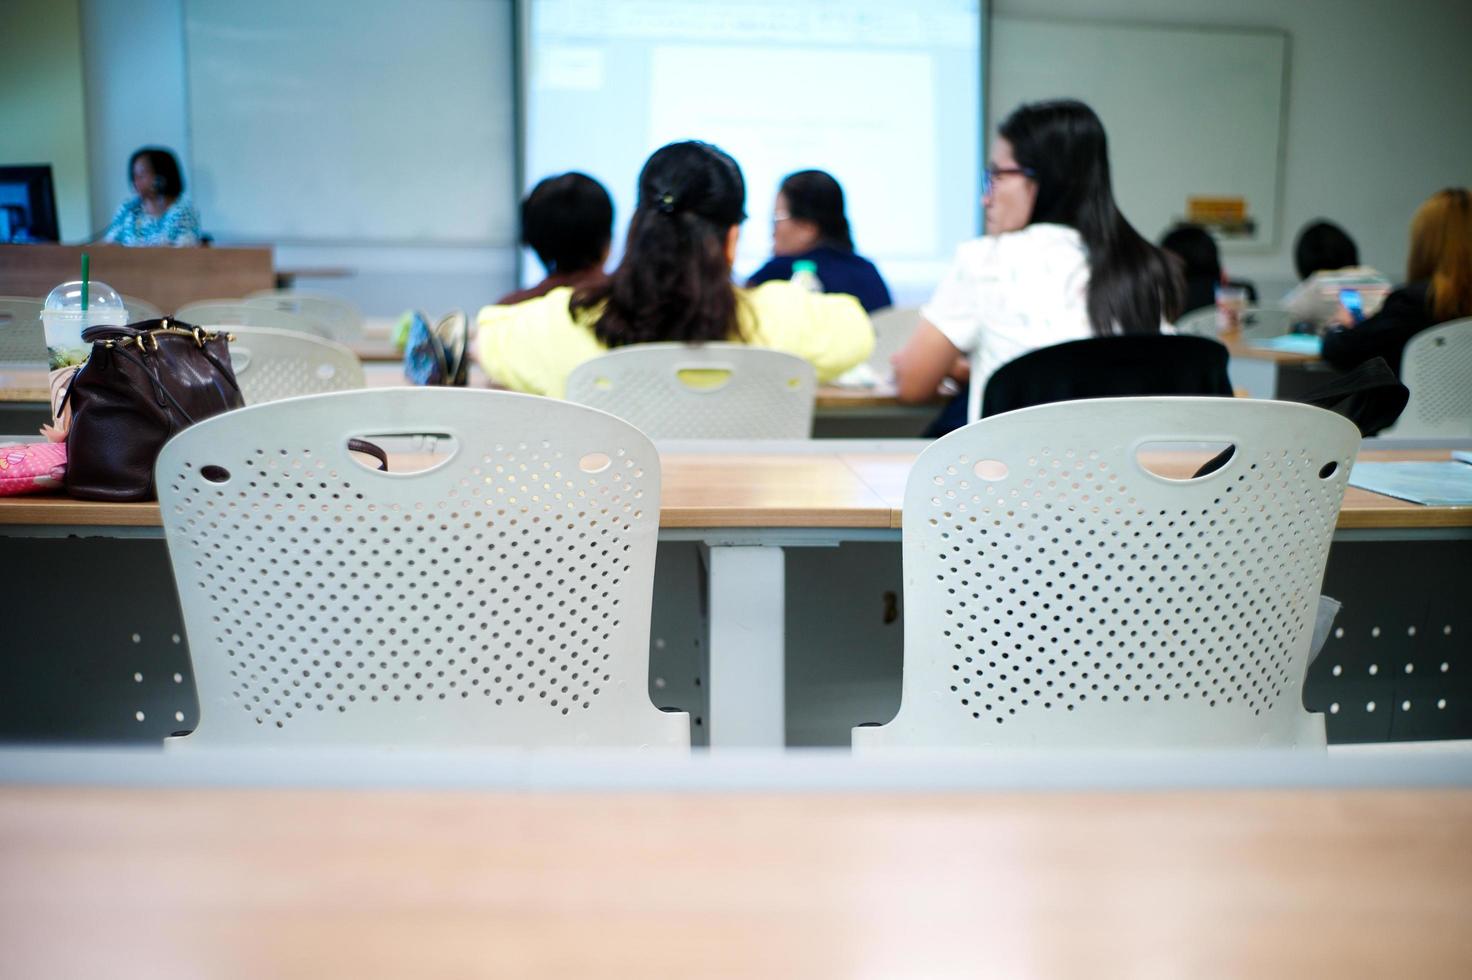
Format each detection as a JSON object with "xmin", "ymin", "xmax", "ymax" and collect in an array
[{"xmin": 101, "ymin": 195, "xmax": 203, "ymax": 247}]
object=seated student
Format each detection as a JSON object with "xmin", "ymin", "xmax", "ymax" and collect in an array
[
  {"xmin": 1281, "ymin": 220, "xmax": 1391, "ymax": 331},
  {"xmin": 477, "ymin": 141, "xmax": 872, "ymax": 397},
  {"xmin": 1323, "ymin": 187, "xmax": 1472, "ymax": 376},
  {"xmin": 745, "ymin": 170, "xmax": 892, "ymax": 313},
  {"xmin": 497, "ymin": 172, "xmax": 613, "ymax": 306},
  {"xmin": 100, "ymin": 147, "xmax": 202, "ymax": 247},
  {"xmin": 1159, "ymin": 223, "xmax": 1256, "ymax": 315},
  {"xmin": 891, "ymin": 99, "xmax": 1182, "ymax": 423}
]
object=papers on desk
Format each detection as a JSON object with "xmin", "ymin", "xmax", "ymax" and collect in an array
[
  {"xmin": 1247, "ymin": 333, "xmax": 1323, "ymax": 355},
  {"xmin": 830, "ymin": 362, "xmax": 882, "ymax": 388},
  {"xmin": 1349, "ymin": 460, "xmax": 1472, "ymax": 507}
]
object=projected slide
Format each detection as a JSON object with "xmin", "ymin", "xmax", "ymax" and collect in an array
[{"xmin": 523, "ymin": 0, "xmax": 981, "ymax": 300}]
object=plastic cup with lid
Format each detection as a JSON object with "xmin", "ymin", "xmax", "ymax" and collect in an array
[{"xmin": 41, "ymin": 280, "xmax": 128, "ymax": 369}]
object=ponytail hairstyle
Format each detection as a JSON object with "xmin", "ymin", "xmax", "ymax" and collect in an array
[
  {"xmin": 1406, "ymin": 187, "xmax": 1472, "ymax": 323},
  {"xmin": 779, "ymin": 169, "xmax": 854, "ymax": 252},
  {"xmin": 572, "ymin": 141, "xmax": 748, "ymax": 347},
  {"xmin": 998, "ymin": 100, "xmax": 1183, "ymax": 334}
]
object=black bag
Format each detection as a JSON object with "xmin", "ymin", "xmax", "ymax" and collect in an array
[{"xmin": 62, "ymin": 318, "xmax": 244, "ymax": 501}]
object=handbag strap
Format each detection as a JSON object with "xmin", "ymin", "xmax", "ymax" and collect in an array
[{"xmin": 347, "ymin": 438, "xmax": 389, "ymax": 471}]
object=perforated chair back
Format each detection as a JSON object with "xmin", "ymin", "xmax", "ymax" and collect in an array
[
  {"xmin": 0, "ymin": 296, "xmax": 45, "ymax": 366},
  {"xmin": 866, "ymin": 306, "xmax": 919, "ymax": 376},
  {"xmin": 155, "ymin": 388, "xmax": 687, "ymax": 749},
  {"xmin": 565, "ymin": 342, "xmax": 816, "ymax": 439},
  {"xmin": 229, "ymin": 326, "xmax": 366, "ymax": 404},
  {"xmin": 1382, "ymin": 318, "xmax": 1472, "ymax": 437},
  {"xmin": 1239, "ymin": 305, "xmax": 1296, "ymax": 340},
  {"xmin": 1173, "ymin": 307, "xmax": 1218, "ymax": 338},
  {"xmin": 244, "ymin": 289, "xmax": 364, "ymax": 341},
  {"xmin": 121, "ymin": 294, "xmax": 163, "ymax": 322},
  {"xmin": 175, "ymin": 300, "xmax": 331, "ymax": 338},
  {"xmin": 856, "ymin": 397, "xmax": 1360, "ymax": 750}
]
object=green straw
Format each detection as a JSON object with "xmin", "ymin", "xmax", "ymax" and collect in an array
[{"xmin": 80, "ymin": 253, "xmax": 90, "ymax": 311}]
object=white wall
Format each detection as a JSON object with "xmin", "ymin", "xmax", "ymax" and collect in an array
[
  {"xmin": 994, "ymin": 0, "xmax": 1472, "ymax": 294},
  {"xmin": 81, "ymin": 0, "xmax": 189, "ymax": 237},
  {"xmin": 65, "ymin": 0, "xmax": 1472, "ymax": 310},
  {"xmin": 2, "ymin": 0, "xmax": 91, "ymax": 242}
]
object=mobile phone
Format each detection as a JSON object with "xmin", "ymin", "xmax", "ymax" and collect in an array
[{"xmin": 1339, "ymin": 288, "xmax": 1364, "ymax": 324}]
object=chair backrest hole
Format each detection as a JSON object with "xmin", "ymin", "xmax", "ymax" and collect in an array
[
  {"xmin": 1318, "ymin": 460, "xmax": 1339, "ymax": 479},
  {"xmin": 580, "ymin": 452, "xmax": 611, "ymax": 473},
  {"xmin": 1136, "ymin": 440, "xmax": 1235, "ymax": 480},
  {"xmin": 676, "ymin": 367, "xmax": 732, "ymax": 392},
  {"xmin": 315, "ymin": 362, "xmax": 337, "ymax": 380},
  {"xmin": 593, "ymin": 376, "xmax": 612, "ymax": 391},
  {"xmin": 232, "ymin": 346, "xmax": 254, "ymax": 371},
  {"xmin": 200, "ymin": 465, "xmax": 231, "ymax": 483},
  {"xmin": 972, "ymin": 459, "xmax": 1009, "ymax": 481}
]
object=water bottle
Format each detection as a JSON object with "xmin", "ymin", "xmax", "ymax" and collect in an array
[{"xmin": 790, "ymin": 259, "xmax": 823, "ymax": 294}]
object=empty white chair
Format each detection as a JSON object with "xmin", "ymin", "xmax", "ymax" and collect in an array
[
  {"xmin": 121, "ymin": 294, "xmax": 163, "ymax": 322},
  {"xmin": 866, "ymin": 305, "xmax": 919, "ymax": 377},
  {"xmin": 228, "ymin": 326, "xmax": 366, "ymax": 404},
  {"xmin": 565, "ymin": 342, "xmax": 816, "ymax": 439},
  {"xmin": 244, "ymin": 289, "xmax": 363, "ymax": 341},
  {"xmin": 176, "ymin": 300, "xmax": 331, "ymax": 338},
  {"xmin": 1173, "ymin": 306, "xmax": 1219, "ymax": 338},
  {"xmin": 855, "ymin": 397, "xmax": 1360, "ymax": 750},
  {"xmin": 0, "ymin": 296, "xmax": 45, "ymax": 365},
  {"xmin": 1381, "ymin": 317, "xmax": 1472, "ymax": 437},
  {"xmin": 155, "ymin": 387, "xmax": 687, "ymax": 749}
]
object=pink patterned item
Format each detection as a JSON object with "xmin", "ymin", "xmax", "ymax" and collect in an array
[{"xmin": 0, "ymin": 442, "xmax": 67, "ymax": 496}]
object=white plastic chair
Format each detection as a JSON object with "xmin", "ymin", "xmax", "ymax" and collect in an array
[
  {"xmin": 228, "ymin": 326, "xmax": 366, "ymax": 405},
  {"xmin": 155, "ymin": 387, "xmax": 688, "ymax": 749},
  {"xmin": 175, "ymin": 300, "xmax": 331, "ymax": 338},
  {"xmin": 244, "ymin": 289, "xmax": 363, "ymax": 341},
  {"xmin": 1381, "ymin": 318, "xmax": 1472, "ymax": 437},
  {"xmin": 0, "ymin": 296, "xmax": 45, "ymax": 365},
  {"xmin": 1173, "ymin": 306, "xmax": 1218, "ymax": 338},
  {"xmin": 866, "ymin": 305, "xmax": 919, "ymax": 376},
  {"xmin": 855, "ymin": 397, "xmax": 1360, "ymax": 750},
  {"xmin": 565, "ymin": 342, "xmax": 816, "ymax": 439},
  {"xmin": 121, "ymin": 294, "xmax": 163, "ymax": 322}
]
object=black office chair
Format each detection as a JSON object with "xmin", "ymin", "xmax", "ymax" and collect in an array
[{"xmin": 981, "ymin": 334, "xmax": 1234, "ymax": 418}]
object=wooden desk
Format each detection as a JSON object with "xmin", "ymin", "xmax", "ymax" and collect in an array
[
  {"xmin": 0, "ymin": 244, "xmax": 274, "ymax": 314},
  {"xmin": 0, "ymin": 784, "xmax": 1468, "ymax": 977}
]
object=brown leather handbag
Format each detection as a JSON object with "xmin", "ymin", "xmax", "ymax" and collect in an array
[{"xmin": 63, "ymin": 318, "xmax": 245, "ymax": 501}]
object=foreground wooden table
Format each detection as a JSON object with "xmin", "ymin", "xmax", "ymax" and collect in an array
[
  {"xmin": 0, "ymin": 784, "xmax": 1468, "ymax": 977},
  {"xmin": 0, "ymin": 447, "xmax": 1466, "ymax": 531}
]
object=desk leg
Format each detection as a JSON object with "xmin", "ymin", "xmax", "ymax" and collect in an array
[{"xmin": 704, "ymin": 545, "xmax": 785, "ymax": 748}]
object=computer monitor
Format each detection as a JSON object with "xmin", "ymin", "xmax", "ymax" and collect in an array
[{"xmin": 0, "ymin": 165, "xmax": 60, "ymax": 243}]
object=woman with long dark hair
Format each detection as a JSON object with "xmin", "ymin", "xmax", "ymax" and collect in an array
[
  {"xmin": 892, "ymin": 99, "xmax": 1182, "ymax": 421},
  {"xmin": 747, "ymin": 169, "xmax": 892, "ymax": 312},
  {"xmin": 477, "ymin": 141, "xmax": 872, "ymax": 397}
]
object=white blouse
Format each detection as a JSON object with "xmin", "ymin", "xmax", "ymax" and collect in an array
[{"xmin": 921, "ymin": 223, "xmax": 1093, "ymax": 421}]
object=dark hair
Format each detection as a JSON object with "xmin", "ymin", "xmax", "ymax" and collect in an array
[
  {"xmin": 999, "ymin": 100, "xmax": 1182, "ymax": 334},
  {"xmin": 1159, "ymin": 224, "xmax": 1222, "ymax": 280},
  {"xmin": 572, "ymin": 141, "xmax": 747, "ymax": 348},
  {"xmin": 1294, "ymin": 221, "xmax": 1359, "ymax": 280},
  {"xmin": 128, "ymin": 147, "xmax": 184, "ymax": 198},
  {"xmin": 521, "ymin": 172, "xmax": 613, "ymax": 274},
  {"xmin": 779, "ymin": 169, "xmax": 853, "ymax": 251}
]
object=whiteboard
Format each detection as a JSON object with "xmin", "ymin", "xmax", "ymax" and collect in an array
[
  {"xmin": 184, "ymin": 0, "xmax": 516, "ymax": 245},
  {"xmin": 989, "ymin": 17, "xmax": 1287, "ymax": 249}
]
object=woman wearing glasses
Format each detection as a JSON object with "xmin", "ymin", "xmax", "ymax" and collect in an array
[
  {"xmin": 892, "ymin": 99, "xmax": 1182, "ymax": 422},
  {"xmin": 747, "ymin": 170, "xmax": 893, "ymax": 313}
]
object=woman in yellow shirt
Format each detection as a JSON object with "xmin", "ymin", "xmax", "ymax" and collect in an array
[{"xmin": 477, "ymin": 141, "xmax": 873, "ymax": 398}]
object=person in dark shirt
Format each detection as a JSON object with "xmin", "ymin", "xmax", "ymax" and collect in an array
[
  {"xmin": 1158, "ymin": 223, "xmax": 1256, "ymax": 314},
  {"xmin": 1323, "ymin": 187, "xmax": 1472, "ymax": 376},
  {"xmin": 497, "ymin": 172, "xmax": 612, "ymax": 306},
  {"xmin": 746, "ymin": 169, "xmax": 892, "ymax": 312}
]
